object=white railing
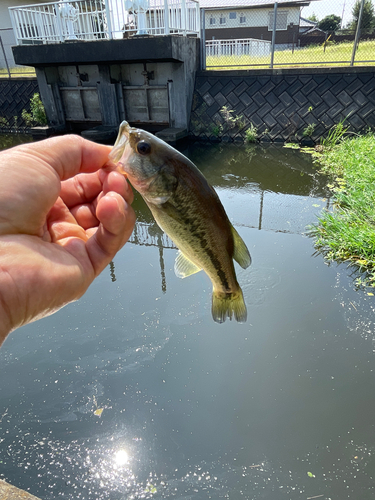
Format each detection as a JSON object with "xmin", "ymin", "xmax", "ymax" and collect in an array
[
  {"xmin": 9, "ymin": 0, "xmax": 200, "ymax": 45},
  {"xmin": 206, "ymin": 38, "xmax": 271, "ymax": 58}
]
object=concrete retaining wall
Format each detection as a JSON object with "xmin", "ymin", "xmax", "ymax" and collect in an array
[
  {"xmin": 13, "ymin": 36, "xmax": 200, "ymax": 132},
  {"xmin": 0, "ymin": 77, "xmax": 38, "ymax": 131},
  {"xmin": 0, "ymin": 479, "xmax": 41, "ymax": 500},
  {"xmin": 2, "ymin": 67, "xmax": 375, "ymax": 144},
  {"xmin": 189, "ymin": 67, "xmax": 375, "ymax": 143}
]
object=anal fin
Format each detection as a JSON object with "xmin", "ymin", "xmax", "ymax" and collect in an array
[
  {"xmin": 174, "ymin": 251, "xmax": 202, "ymax": 279},
  {"xmin": 231, "ymin": 225, "xmax": 251, "ymax": 269}
]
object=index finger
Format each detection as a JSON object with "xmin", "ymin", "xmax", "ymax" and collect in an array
[{"xmin": 17, "ymin": 134, "xmax": 112, "ymax": 181}]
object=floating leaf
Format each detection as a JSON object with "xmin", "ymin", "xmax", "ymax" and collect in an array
[
  {"xmin": 367, "ymin": 293, "xmax": 374, "ymax": 296},
  {"xmin": 356, "ymin": 259, "xmax": 368, "ymax": 266},
  {"xmin": 312, "ymin": 204, "xmax": 320, "ymax": 207},
  {"xmin": 307, "ymin": 471, "xmax": 316, "ymax": 478},
  {"xmin": 145, "ymin": 484, "xmax": 157, "ymax": 494},
  {"xmin": 94, "ymin": 408, "xmax": 104, "ymax": 417}
]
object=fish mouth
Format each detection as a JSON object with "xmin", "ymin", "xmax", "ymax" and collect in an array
[{"xmin": 109, "ymin": 121, "xmax": 131, "ymax": 164}]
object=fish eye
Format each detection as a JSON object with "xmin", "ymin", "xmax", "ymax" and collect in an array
[{"xmin": 137, "ymin": 141, "xmax": 151, "ymax": 155}]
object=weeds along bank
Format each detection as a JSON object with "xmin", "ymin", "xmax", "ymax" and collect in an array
[{"xmin": 308, "ymin": 133, "xmax": 375, "ymax": 288}]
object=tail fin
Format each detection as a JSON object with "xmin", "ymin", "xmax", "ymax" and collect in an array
[{"xmin": 212, "ymin": 288, "xmax": 247, "ymax": 324}]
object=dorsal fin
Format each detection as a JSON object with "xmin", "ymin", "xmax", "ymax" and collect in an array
[
  {"xmin": 231, "ymin": 225, "xmax": 251, "ymax": 269},
  {"xmin": 174, "ymin": 251, "xmax": 202, "ymax": 279}
]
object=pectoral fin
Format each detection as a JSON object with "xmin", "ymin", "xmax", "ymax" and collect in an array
[
  {"xmin": 231, "ymin": 225, "xmax": 251, "ymax": 269},
  {"xmin": 174, "ymin": 251, "xmax": 202, "ymax": 279}
]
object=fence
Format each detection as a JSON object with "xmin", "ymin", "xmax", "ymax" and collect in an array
[
  {"xmin": 0, "ymin": 28, "xmax": 35, "ymax": 78},
  {"xmin": 8, "ymin": 0, "xmax": 200, "ymax": 45},
  {"xmin": 203, "ymin": 0, "xmax": 375, "ymax": 69},
  {"xmin": 206, "ymin": 38, "xmax": 270, "ymax": 58}
]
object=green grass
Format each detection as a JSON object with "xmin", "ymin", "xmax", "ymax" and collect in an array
[
  {"xmin": 0, "ymin": 67, "xmax": 36, "ymax": 78},
  {"xmin": 309, "ymin": 134, "xmax": 375, "ymax": 287},
  {"xmin": 206, "ymin": 39, "xmax": 375, "ymax": 69}
]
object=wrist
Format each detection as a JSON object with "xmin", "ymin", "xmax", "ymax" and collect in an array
[
  {"xmin": 0, "ymin": 293, "xmax": 13, "ymax": 345},
  {"xmin": 0, "ymin": 252, "xmax": 21, "ymax": 344}
]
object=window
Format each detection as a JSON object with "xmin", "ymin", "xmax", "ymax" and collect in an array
[
  {"xmin": 220, "ymin": 16, "xmax": 226, "ymax": 25},
  {"xmin": 229, "ymin": 12, "xmax": 236, "ymax": 20},
  {"xmin": 240, "ymin": 13, "xmax": 246, "ymax": 24},
  {"xmin": 268, "ymin": 10, "xmax": 288, "ymax": 30},
  {"xmin": 209, "ymin": 16, "xmax": 215, "ymax": 25}
]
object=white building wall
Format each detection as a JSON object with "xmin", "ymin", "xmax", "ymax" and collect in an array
[
  {"xmin": 1, "ymin": 0, "xmax": 47, "ymax": 29},
  {"xmin": 205, "ymin": 7, "xmax": 300, "ymax": 30},
  {"xmin": 0, "ymin": 0, "xmax": 53, "ymax": 69}
]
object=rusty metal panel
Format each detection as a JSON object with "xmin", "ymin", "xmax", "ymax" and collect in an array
[
  {"xmin": 123, "ymin": 88, "xmax": 149, "ymax": 122},
  {"xmin": 81, "ymin": 89, "xmax": 101, "ymax": 121},
  {"xmin": 122, "ymin": 85, "xmax": 169, "ymax": 124},
  {"xmin": 60, "ymin": 87, "xmax": 100, "ymax": 121},
  {"xmin": 148, "ymin": 87, "xmax": 169, "ymax": 122},
  {"xmin": 60, "ymin": 88, "xmax": 84, "ymax": 121}
]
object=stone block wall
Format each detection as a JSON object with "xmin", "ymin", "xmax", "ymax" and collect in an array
[
  {"xmin": 0, "ymin": 77, "xmax": 39, "ymax": 131},
  {"xmin": 189, "ymin": 67, "xmax": 375, "ymax": 143}
]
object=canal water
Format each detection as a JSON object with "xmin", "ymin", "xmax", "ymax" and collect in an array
[{"xmin": 1, "ymin": 136, "xmax": 375, "ymax": 500}]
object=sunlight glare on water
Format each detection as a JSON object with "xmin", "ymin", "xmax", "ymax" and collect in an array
[{"xmin": 114, "ymin": 449, "xmax": 129, "ymax": 466}]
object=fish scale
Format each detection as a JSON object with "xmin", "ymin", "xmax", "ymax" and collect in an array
[{"xmin": 110, "ymin": 121, "xmax": 251, "ymax": 323}]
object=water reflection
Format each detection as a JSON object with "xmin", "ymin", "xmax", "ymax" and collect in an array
[
  {"xmin": 125, "ymin": 143, "xmax": 330, "ymax": 293},
  {"xmin": 0, "ymin": 133, "xmax": 33, "ymax": 150}
]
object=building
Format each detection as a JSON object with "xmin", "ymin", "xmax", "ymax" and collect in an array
[
  {"xmin": 0, "ymin": 0, "xmax": 46, "ymax": 67},
  {"xmin": 201, "ymin": 0, "xmax": 311, "ymax": 48}
]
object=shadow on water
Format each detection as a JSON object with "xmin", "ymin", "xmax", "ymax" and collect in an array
[{"xmin": 1, "ymin": 137, "xmax": 375, "ymax": 500}]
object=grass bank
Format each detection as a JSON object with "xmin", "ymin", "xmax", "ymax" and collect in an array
[
  {"xmin": 0, "ymin": 67, "xmax": 36, "ymax": 78},
  {"xmin": 206, "ymin": 39, "xmax": 375, "ymax": 69},
  {"xmin": 309, "ymin": 134, "xmax": 375, "ymax": 287}
]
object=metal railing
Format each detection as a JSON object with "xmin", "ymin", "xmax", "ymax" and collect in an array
[
  {"xmin": 8, "ymin": 0, "xmax": 200, "ymax": 45},
  {"xmin": 206, "ymin": 38, "xmax": 271, "ymax": 58},
  {"xmin": 203, "ymin": 0, "xmax": 375, "ymax": 69}
]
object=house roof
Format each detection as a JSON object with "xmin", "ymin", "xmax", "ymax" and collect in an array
[
  {"xmin": 300, "ymin": 26, "xmax": 326, "ymax": 35},
  {"xmin": 299, "ymin": 17, "xmax": 318, "ymax": 28},
  {"xmin": 200, "ymin": 0, "xmax": 311, "ymax": 10}
]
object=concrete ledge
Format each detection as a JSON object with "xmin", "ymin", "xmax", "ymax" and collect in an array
[
  {"xmin": 81, "ymin": 125, "xmax": 118, "ymax": 143},
  {"xmin": 0, "ymin": 480, "xmax": 41, "ymax": 500},
  {"xmin": 156, "ymin": 127, "xmax": 188, "ymax": 143},
  {"xmin": 13, "ymin": 36, "xmax": 199, "ymax": 67},
  {"xmin": 30, "ymin": 125, "xmax": 66, "ymax": 140}
]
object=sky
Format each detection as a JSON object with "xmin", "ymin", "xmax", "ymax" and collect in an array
[{"xmin": 300, "ymin": 0, "xmax": 359, "ymax": 27}]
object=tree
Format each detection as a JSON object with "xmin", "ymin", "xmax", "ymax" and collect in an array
[
  {"xmin": 307, "ymin": 13, "xmax": 318, "ymax": 23},
  {"xmin": 317, "ymin": 14, "xmax": 342, "ymax": 32},
  {"xmin": 350, "ymin": 0, "xmax": 375, "ymax": 32}
]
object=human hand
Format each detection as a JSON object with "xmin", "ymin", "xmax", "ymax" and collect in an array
[{"xmin": 0, "ymin": 135, "xmax": 135, "ymax": 343}]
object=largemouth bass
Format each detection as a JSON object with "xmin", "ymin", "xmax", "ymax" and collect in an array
[{"xmin": 110, "ymin": 121, "xmax": 251, "ymax": 323}]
